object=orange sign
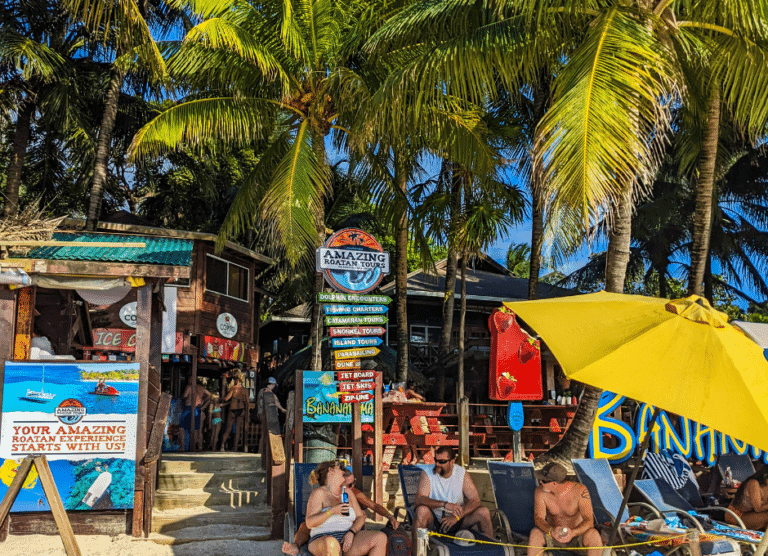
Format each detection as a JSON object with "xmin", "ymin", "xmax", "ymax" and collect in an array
[
  {"xmin": 338, "ymin": 382, "xmax": 375, "ymax": 392},
  {"xmin": 337, "ymin": 370, "xmax": 376, "ymax": 381},
  {"xmin": 334, "ymin": 359, "xmax": 361, "ymax": 370},
  {"xmin": 340, "ymin": 392, "xmax": 374, "ymax": 403}
]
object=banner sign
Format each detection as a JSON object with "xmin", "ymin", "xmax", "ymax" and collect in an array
[
  {"xmin": 201, "ymin": 335, "xmax": 245, "ymax": 361},
  {"xmin": 341, "ymin": 392, "xmax": 374, "ymax": 403},
  {"xmin": 302, "ymin": 371, "xmax": 374, "ymax": 423},
  {"xmin": 331, "ymin": 337, "xmax": 383, "ymax": 349},
  {"xmin": 324, "ymin": 305, "xmax": 388, "ymax": 315},
  {"xmin": 334, "ymin": 359, "xmax": 361, "ymax": 370},
  {"xmin": 325, "ymin": 315, "xmax": 388, "ymax": 326},
  {"xmin": 333, "ymin": 347, "xmax": 380, "ymax": 359},
  {"xmin": 318, "ymin": 293, "xmax": 392, "ymax": 305},
  {"xmin": 590, "ymin": 391, "xmax": 768, "ymax": 465},
  {"xmin": 0, "ymin": 362, "xmax": 139, "ymax": 512},
  {"xmin": 316, "ymin": 229, "xmax": 390, "ymax": 294},
  {"xmin": 329, "ymin": 326, "xmax": 386, "ymax": 337},
  {"xmin": 92, "ymin": 329, "xmax": 183, "ymax": 355}
]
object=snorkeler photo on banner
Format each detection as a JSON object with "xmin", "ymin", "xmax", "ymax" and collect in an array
[{"xmin": 0, "ymin": 362, "xmax": 138, "ymax": 512}]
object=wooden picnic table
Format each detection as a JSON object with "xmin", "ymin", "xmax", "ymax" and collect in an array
[{"xmin": 363, "ymin": 401, "xmax": 458, "ymax": 470}]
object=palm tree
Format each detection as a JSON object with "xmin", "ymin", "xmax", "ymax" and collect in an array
[
  {"xmin": 506, "ymin": 243, "xmax": 531, "ymax": 278},
  {"xmin": 61, "ymin": 0, "xmax": 169, "ymax": 230}
]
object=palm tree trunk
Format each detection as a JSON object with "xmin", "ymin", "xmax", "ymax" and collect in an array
[
  {"xmin": 704, "ymin": 254, "xmax": 714, "ymax": 305},
  {"xmin": 688, "ymin": 88, "xmax": 721, "ymax": 296},
  {"xmin": 527, "ymin": 185, "xmax": 544, "ymax": 300},
  {"xmin": 86, "ymin": 69, "xmax": 124, "ymax": 230},
  {"xmin": 437, "ymin": 163, "xmax": 461, "ymax": 400},
  {"xmin": 657, "ymin": 263, "xmax": 668, "ymax": 299},
  {"xmin": 457, "ymin": 252, "xmax": 467, "ymax": 403},
  {"xmin": 394, "ymin": 157, "xmax": 409, "ymax": 384},
  {"xmin": 3, "ymin": 101, "xmax": 34, "ymax": 218},
  {"xmin": 310, "ymin": 271, "xmax": 325, "ymax": 371},
  {"xmin": 540, "ymin": 188, "xmax": 633, "ymax": 464}
]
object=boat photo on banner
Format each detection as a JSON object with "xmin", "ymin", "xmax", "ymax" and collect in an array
[{"xmin": 0, "ymin": 362, "xmax": 139, "ymax": 512}]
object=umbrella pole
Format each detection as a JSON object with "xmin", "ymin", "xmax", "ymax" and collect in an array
[
  {"xmin": 607, "ymin": 406, "xmax": 661, "ymax": 546},
  {"xmin": 752, "ymin": 526, "xmax": 768, "ymax": 556}
]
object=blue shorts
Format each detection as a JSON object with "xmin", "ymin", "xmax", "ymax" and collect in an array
[
  {"xmin": 309, "ymin": 530, "xmax": 349, "ymax": 553},
  {"xmin": 182, "ymin": 406, "xmax": 201, "ymax": 430}
]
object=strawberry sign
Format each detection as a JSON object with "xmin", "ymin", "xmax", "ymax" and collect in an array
[{"xmin": 488, "ymin": 308, "xmax": 543, "ymax": 401}]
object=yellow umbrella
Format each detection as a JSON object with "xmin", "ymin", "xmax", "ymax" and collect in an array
[{"xmin": 504, "ymin": 290, "xmax": 768, "ymax": 452}]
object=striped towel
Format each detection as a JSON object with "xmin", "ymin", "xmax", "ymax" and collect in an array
[{"xmin": 643, "ymin": 450, "xmax": 698, "ymax": 491}]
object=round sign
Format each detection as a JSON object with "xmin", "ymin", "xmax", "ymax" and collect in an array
[
  {"xmin": 217, "ymin": 313, "xmax": 238, "ymax": 338},
  {"xmin": 119, "ymin": 302, "xmax": 137, "ymax": 328},
  {"xmin": 319, "ymin": 228, "xmax": 389, "ymax": 294}
]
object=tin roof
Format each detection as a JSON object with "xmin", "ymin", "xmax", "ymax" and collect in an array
[{"xmin": 27, "ymin": 233, "xmax": 193, "ymax": 267}]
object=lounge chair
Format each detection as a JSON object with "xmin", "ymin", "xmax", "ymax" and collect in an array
[
  {"xmin": 634, "ymin": 478, "xmax": 762, "ymax": 546},
  {"xmin": 396, "ymin": 464, "xmax": 513, "ymax": 556},
  {"xmin": 573, "ymin": 459, "xmax": 740, "ymax": 556},
  {"xmin": 487, "ymin": 461, "xmax": 537, "ymax": 543},
  {"xmin": 717, "ymin": 453, "xmax": 756, "ymax": 486},
  {"xmin": 285, "ymin": 462, "xmax": 316, "ymax": 556}
]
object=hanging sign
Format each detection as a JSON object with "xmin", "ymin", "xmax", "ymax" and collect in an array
[
  {"xmin": 325, "ymin": 315, "xmax": 388, "ymax": 326},
  {"xmin": 118, "ymin": 302, "xmax": 137, "ymax": 328},
  {"xmin": 331, "ymin": 337, "xmax": 383, "ymax": 349},
  {"xmin": 333, "ymin": 347, "xmax": 380, "ymax": 359},
  {"xmin": 341, "ymin": 392, "xmax": 374, "ymax": 404},
  {"xmin": 334, "ymin": 359, "xmax": 362, "ymax": 370},
  {"xmin": 329, "ymin": 326, "xmax": 386, "ymax": 337},
  {"xmin": 488, "ymin": 309, "xmax": 543, "ymax": 401},
  {"xmin": 216, "ymin": 313, "xmax": 238, "ymax": 338},
  {"xmin": 338, "ymin": 371, "xmax": 376, "ymax": 381},
  {"xmin": 318, "ymin": 293, "xmax": 392, "ymax": 305},
  {"xmin": 202, "ymin": 335, "xmax": 245, "ymax": 361},
  {"xmin": 324, "ymin": 305, "xmax": 388, "ymax": 315},
  {"xmin": 316, "ymin": 228, "xmax": 390, "ymax": 294}
]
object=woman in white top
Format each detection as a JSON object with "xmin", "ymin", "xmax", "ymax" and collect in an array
[{"xmin": 304, "ymin": 460, "xmax": 386, "ymax": 556}]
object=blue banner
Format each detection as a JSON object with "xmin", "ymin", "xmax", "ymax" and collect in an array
[
  {"xmin": 303, "ymin": 371, "xmax": 374, "ymax": 423},
  {"xmin": 0, "ymin": 362, "xmax": 139, "ymax": 512}
]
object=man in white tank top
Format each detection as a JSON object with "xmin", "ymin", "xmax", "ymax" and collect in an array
[{"xmin": 413, "ymin": 446, "xmax": 494, "ymax": 540}]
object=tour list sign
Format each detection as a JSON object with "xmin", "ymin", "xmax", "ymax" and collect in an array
[{"xmin": 0, "ymin": 362, "xmax": 139, "ymax": 512}]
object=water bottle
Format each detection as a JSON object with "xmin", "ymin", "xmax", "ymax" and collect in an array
[{"xmin": 341, "ymin": 486, "xmax": 349, "ymax": 515}]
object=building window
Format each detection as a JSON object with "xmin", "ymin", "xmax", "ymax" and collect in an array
[{"xmin": 206, "ymin": 254, "xmax": 249, "ymax": 301}]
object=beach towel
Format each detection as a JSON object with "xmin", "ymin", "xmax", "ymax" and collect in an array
[{"xmin": 643, "ymin": 450, "xmax": 697, "ymax": 491}]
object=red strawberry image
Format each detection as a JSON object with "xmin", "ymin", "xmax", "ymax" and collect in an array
[
  {"xmin": 497, "ymin": 372, "xmax": 517, "ymax": 398},
  {"xmin": 518, "ymin": 338, "xmax": 540, "ymax": 364}
]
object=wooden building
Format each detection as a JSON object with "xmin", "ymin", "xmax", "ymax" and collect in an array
[{"xmin": 0, "ymin": 221, "xmax": 272, "ymax": 538}]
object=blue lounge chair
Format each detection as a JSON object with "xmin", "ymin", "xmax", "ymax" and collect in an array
[
  {"xmin": 573, "ymin": 459, "xmax": 740, "ymax": 556},
  {"xmin": 487, "ymin": 461, "xmax": 537, "ymax": 542},
  {"xmin": 396, "ymin": 464, "xmax": 513, "ymax": 556},
  {"xmin": 634, "ymin": 479, "xmax": 746, "ymax": 528},
  {"xmin": 717, "ymin": 453, "xmax": 755, "ymax": 486}
]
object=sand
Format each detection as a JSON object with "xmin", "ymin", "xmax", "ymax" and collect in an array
[{"xmin": 1, "ymin": 533, "xmax": 285, "ymax": 556}]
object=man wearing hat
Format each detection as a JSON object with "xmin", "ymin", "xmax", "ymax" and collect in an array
[
  {"xmin": 528, "ymin": 462, "xmax": 602, "ymax": 556},
  {"xmin": 257, "ymin": 377, "xmax": 286, "ymax": 457}
]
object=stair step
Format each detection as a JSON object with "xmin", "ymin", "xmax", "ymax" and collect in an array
[
  {"xmin": 152, "ymin": 504, "xmax": 272, "ymax": 534},
  {"xmin": 154, "ymin": 487, "xmax": 266, "ymax": 510},
  {"xmin": 159, "ymin": 452, "xmax": 262, "ymax": 474},
  {"xmin": 158, "ymin": 470, "xmax": 265, "ymax": 491}
]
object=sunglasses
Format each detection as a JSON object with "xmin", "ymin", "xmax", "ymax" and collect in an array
[{"xmin": 434, "ymin": 458, "xmax": 452, "ymax": 464}]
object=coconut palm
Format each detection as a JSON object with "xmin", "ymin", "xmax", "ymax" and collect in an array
[{"xmin": 61, "ymin": 0, "xmax": 169, "ymax": 230}]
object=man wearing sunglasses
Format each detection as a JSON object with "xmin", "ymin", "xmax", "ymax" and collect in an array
[
  {"xmin": 413, "ymin": 446, "xmax": 493, "ymax": 540},
  {"xmin": 527, "ymin": 462, "xmax": 602, "ymax": 556}
]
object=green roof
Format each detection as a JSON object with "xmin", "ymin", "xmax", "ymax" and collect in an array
[{"xmin": 27, "ymin": 233, "xmax": 193, "ymax": 267}]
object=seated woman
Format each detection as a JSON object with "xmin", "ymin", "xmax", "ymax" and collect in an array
[
  {"xmin": 726, "ymin": 465, "xmax": 768, "ymax": 529},
  {"xmin": 292, "ymin": 460, "xmax": 386, "ymax": 556},
  {"xmin": 283, "ymin": 469, "xmax": 397, "ymax": 554}
]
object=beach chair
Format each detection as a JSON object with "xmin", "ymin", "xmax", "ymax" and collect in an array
[
  {"xmin": 285, "ymin": 462, "xmax": 316, "ymax": 555},
  {"xmin": 634, "ymin": 479, "xmax": 745, "ymax": 528},
  {"xmin": 573, "ymin": 459, "xmax": 741, "ymax": 556},
  {"xmin": 487, "ymin": 461, "xmax": 537, "ymax": 543},
  {"xmin": 717, "ymin": 454, "xmax": 756, "ymax": 486},
  {"xmin": 396, "ymin": 464, "xmax": 513, "ymax": 556}
]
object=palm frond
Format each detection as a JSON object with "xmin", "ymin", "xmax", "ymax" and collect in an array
[{"xmin": 0, "ymin": 30, "xmax": 68, "ymax": 81}]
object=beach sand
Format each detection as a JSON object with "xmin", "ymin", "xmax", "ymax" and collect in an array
[{"xmin": 1, "ymin": 533, "xmax": 284, "ymax": 556}]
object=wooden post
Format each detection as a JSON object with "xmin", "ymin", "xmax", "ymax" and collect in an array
[
  {"xmin": 374, "ymin": 371, "xmax": 383, "ymax": 519},
  {"xmin": 284, "ymin": 391, "xmax": 295, "ymax": 516},
  {"xmin": 295, "ymin": 370, "xmax": 303, "ymax": 463},
  {"xmin": 352, "ymin": 403, "xmax": 362, "ymax": 488},
  {"xmin": 133, "ymin": 283, "xmax": 152, "ymax": 537},
  {"xmin": 189, "ymin": 345, "xmax": 198, "ymax": 453},
  {"xmin": 459, "ymin": 397, "xmax": 469, "ymax": 466},
  {"xmin": 13, "ymin": 286, "xmax": 34, "ymax": 360}
]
